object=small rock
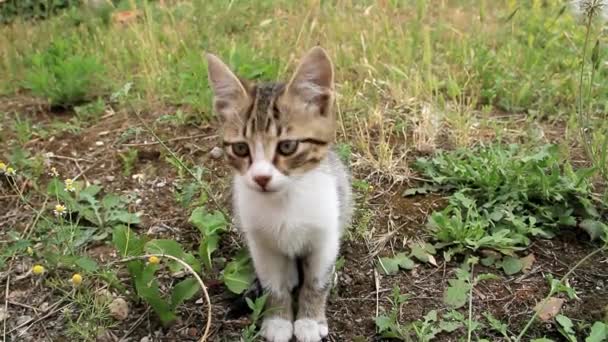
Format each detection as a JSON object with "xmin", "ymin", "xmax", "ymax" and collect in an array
[
  {"xmin": 108, "ymin": 298, "xmax": 129, "ymax": 321},
  {"xmin": 95, "ymin": 141, "xmax": 104, "ymax": 146},
  {"xmin": 156, "ymin": 181, "xmax": 166, "ymax": 188},
  {"xmin": 135, "ymin": 198, "xmax": 142, "ymax": 205},
  {"xmin": 209, "ymin": 146, "xmax": 223, "ymax": 159},
  {"xmin": 105, "ymin": 175, "xmax": 115, "ymax": 182},
  {"xmin": 16, "ymin": 315, "xmax": 32, "ymax": 326},
  {"xmin": 147, "ymin": 225, "xmax": 168, "ymax": 235},
  {"xmin": 140, "ymin": 337, "xmax": 150, "ymax": 342},
  {"xmin": 0, "ymin": 307, "xmax": 10, "ymax": 321},
  {"xmin": 342, "ymin": 274, "xmax": 353, "ymax": 285},
  {"xmin": 188, "ymin": 327, "xmax": 198, "ymax": 337}
]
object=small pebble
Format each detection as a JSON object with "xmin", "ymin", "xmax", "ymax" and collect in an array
[
  {"xmin": 188, "ymin": 327, "xmax": 198, "ymax": 337},
  {"xmin": 210, "ymin": 146, "xmax": 223, "ymax": 159},
  {"xmin": 0, "ymin": 307, "xmax": 10, "ymax": 321},
  {"xmin": 105, "ymin": 175, "xmax": 115, "ymax": 182},
  {"xmin": 16, "ymin": 315, "xmax": 32, "ymax": 326},
  {"xmin": 95, "ymin": 141, "xmax": 104, "ymax": 146},
  {"xmin": 108, "ymin": 298, "xmax": 129, "ymax": 321},
  {"xmin": 156, "ymin": 181, "xmax": 166, "ymax": 188}
]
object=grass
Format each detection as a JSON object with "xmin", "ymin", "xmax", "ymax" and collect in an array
[{"xmin": 0, "ymin": 0, "xmax": 608, "ymax": 341}]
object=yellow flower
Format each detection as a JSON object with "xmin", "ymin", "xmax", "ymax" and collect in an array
[
  {"xmin": 48, "ymin": 167, "xmax": 59, "ymax": 177},
  {"xmin": 0, "ymin": 162, "xmax": 6, "ymax": 173},
  {"xmin": 5, "ymin": 167, "xmax": 15, "ymax": 176},
  {"xmin": 64, "ymin": 178, "xmax": 75, "ymax": 192},
  {"xmin": 148, "ymin": 256, "xmax": 160, "ymax": 265},
  {"xmin": 53, "ymin": 204, "xmax": 67, "ymax": 217},
  {"xmin": 71, "ymin": 273, "xmax": 83, "ymax": 286},
  {"xmin": 32, "ymin": 265, "xmax": 45, "ymax": 275}
]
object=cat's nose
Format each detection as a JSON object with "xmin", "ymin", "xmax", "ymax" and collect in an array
[{"xmin": 253, "ymin": 175, "xmax": 271, "ymax": 188}]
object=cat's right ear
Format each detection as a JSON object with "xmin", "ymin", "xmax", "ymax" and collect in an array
[{"xmin": 206, "ymin": 53, "xmax": 250, "ymax": 120}]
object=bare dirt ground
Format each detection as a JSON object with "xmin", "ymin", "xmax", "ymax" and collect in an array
[{"xmin": 1, "ymin": 97, "xmax": 607, "ymax": 341}]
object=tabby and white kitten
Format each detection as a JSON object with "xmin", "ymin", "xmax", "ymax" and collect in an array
[{"xmin": 206, "ymin": 47, "xmax": 353, "ymax": 342}]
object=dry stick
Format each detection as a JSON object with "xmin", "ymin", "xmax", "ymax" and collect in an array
[
  {"xmin": 120, "ymin": 307, "xmax": 151, "ymax": 341},
  {"xmin": 515, "ymin": 243, "xmax": 608, "ymax": 342},
  {"xmin": 132, "ymin": 111, "xmax": 227, "ymax": 218},
  {"xmin": 6, "ymin": 300, "xmax": 66, "ymax": 335},
  {"xmin": 114, "ymin": 254, "xmax": 212, "ymax": 342},
  {"xmin": 373, "ymin": 268, "xmax": 380, "ymax": 318},
  {"xmin": 120, "ymin": 133, "xmax": 218, "ymax": 147}
]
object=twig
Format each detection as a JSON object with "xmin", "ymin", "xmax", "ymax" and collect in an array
[
  {"xmin": 113, "ymin": 253, "xmax": 212, "ymax": 342},
  {"xmin": 7, "ymin": 300, "xmax": 66, "ymax": 335},
  {"xmin": 120, "ymin": 133, "xmax": 218, "ymax": 147},
  {"xmin": 2, "ymin": 270, "xmax": 10, "ymax": 340},
  {"xmin": 119, "ymin": 307, "xmax": 150, "ymax": 341},
  {"xmin": 374, "ymin": 268, "xmax": 380, "ymax": 317},
  {"xmin": 7, "ymin": 301, "xmax": 39, "ymax": 312},
  {"xmin": 48, "ymin": 154, "xmax": 91, "ymax": 162}
]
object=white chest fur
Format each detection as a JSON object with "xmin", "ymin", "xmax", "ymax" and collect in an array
[{"xmin": 233, "ymin": 169, "xmax": 340, "ymax": 257}]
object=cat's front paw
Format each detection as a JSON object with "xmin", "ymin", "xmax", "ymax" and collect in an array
[
  {"xmin": 293, "ymin": 318, "xmax": 328, "ymax": 342},
  {"xmin": 261, "ymin": 317, "xmax": 293, "ymax": 342}
]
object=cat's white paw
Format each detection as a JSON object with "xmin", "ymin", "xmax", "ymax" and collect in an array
[
  {"xmin": 294, "ymin": 318, "xmax": 328, "ymax": 342},
  {"xmin": 261, "ymin": 317, "xmax": 293, "ymax": 342}
]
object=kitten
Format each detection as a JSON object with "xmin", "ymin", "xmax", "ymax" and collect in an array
[{"xmin": 206, "ymin": 47, "xmax": 353, "ymax": 342}]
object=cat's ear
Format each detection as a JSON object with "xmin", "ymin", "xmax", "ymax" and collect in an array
[
  {"xmin": 285, "ymin": 46, "xmax": 334, "ymax": 116},
  {"xmin": 206, "ymin": 53, "xmax": 250, "ymax": 120}
]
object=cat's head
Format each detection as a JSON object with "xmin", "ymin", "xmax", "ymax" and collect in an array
[{"xmin": 206, "ymin": 47, "xmax": 335, "ymax": 193}]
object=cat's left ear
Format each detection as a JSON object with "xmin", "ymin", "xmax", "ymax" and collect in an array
[{"xmin": 285, "ymin": 46, "xmax": 334, "ymax": 116}]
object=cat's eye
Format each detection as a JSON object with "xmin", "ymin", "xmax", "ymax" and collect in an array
[
  {"xmin": 232, "ymin": 142, "xmax": 250, "ymax": 157},
  {"xmin": 277, "ymin": 140, "xmax": 298, "ymax": 156}
]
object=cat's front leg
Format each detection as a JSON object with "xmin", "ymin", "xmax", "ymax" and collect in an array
[
  {"xmin": 248, "ymin": 239, "xmax": 298, "ymax": 342},
  {"xmin": 293, "ymin": 234, "xmax": 339, "ymax": 342}
]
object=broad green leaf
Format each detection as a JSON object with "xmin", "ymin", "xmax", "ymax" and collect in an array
[
  {"xmin": 170, "ymin": 277, "xmax": 200, "ymax": 309},
  {"xmin": 484, "ymin": 312, "xmax": 508, "ymax": 337},
  {"xmin": 131, "ymin": 263, "xmax": 176, "ymax": 326},
  {"xmin": 580, "ymin": 220, "xmax": 608, "ymax": 241},
  {"xmin": 101, "ymin": 194, "xmax": 121, "ymax": 209},
  {"xmin": 377, "ymin": 253, "xmax": 415, "ymax": 275},
  {"xmin": 145, "ymin": 239, "xmax": 184, "ymax": 257},
  {"xmin": 112, "ymin": 225, "xmax": 144, "ymax": 257},
  {"xmin": 443, "ymin": 279, "xmax": 469, "ymax": 309},
  {"xmin": 410, "ymin": 242, "xmax": 436, "ymax": 264},
  {"xmin": 199, "ymin": 234, "xmax": 220, "ymax": 270},
  {"xmin": 109, "ymin": 211, "xmax": 141, "ymax": 225},
  {"xmin": 501, "ymin": 256, "xmax": 523, "ymax": 275},
  {"xmin": 377, "ymin": 257, "xmax": 400, "ymax": 275},
  {"xmin": 145, "ymin": 239, "xmax": 186, "ymax": 273},
  {"xmin": 475, "ymin": 273, "xmax": 500, "ymax": 282},
  {"xmin": 79, "ymin": 185, "xmax": 101, "ymax": 207},
  {"xmin": 438, "ymin": 320, "xmax": 462, "ymax": 332},
  {"xmin": 74, "ymin": 256, "xmax": 98, "ymax": 272},
  {"xmin": 556, "ymin": 315, "xmax": 577, "ymax": 342},
  {"xmin": 189, "ymin": 208, "xmax": 227, "ymax": 236},
  {"xmin": 222, "ymin": 251, "xmax": 255, "ymax": 294},
  {"xmin": 374, "ymin": 315, "xmax": 393, "ymax": 333},
  {"xmin": 586, "ymin": 322, "xmax": 607, "ymax": 342}
]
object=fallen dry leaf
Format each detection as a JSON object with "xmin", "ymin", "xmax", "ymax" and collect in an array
[
  {"xmin": 534, "ymin": 297, "xmax": 565, "ymax": 321},
  {"xmin": 520, "ymin": 254, "xmax": 536, "ymax": 273},
  {"xmin": 112, "ymin": 10, "xmax": 141, "ymax": 25}
]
